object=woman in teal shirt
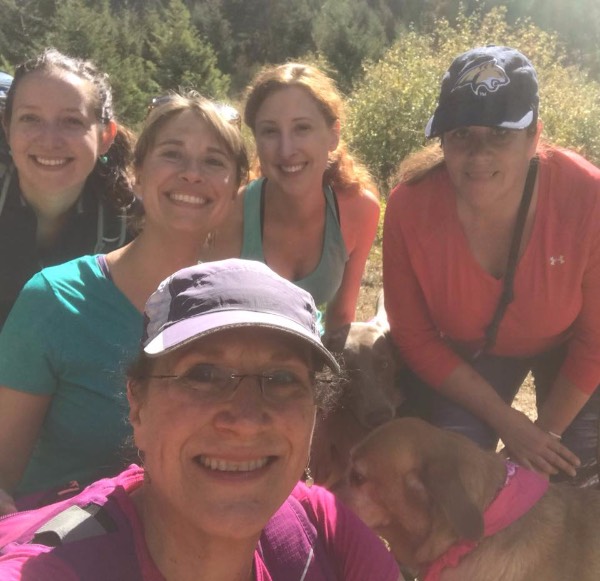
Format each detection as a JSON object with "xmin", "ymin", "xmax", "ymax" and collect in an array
[{"xmin": 0, "ymin": 92, "xmax": 248, "ymax": 514}]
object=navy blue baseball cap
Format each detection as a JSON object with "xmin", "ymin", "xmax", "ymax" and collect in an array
[
  {"xmin": 142, "ymin": 259, "xmax": 340, "ymax": 372},
  {"xmin": 425, "ymin": 46, "xmax": 539, "ymax": 138}
]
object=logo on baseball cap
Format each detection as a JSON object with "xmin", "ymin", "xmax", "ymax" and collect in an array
[{"xmin": 425, "ymin": 46, "xmax": 539, "ymax": 138}]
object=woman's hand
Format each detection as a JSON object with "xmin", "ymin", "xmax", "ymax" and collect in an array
[
  {"xmin": 0, "ymin": 488, "xmax": 17, "ymax": 516},
  {"xmin": 497, "ymin": 407, "xmax": 580, "ymax": 477}
]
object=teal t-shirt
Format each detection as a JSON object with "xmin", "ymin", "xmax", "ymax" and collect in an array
[{"xmin": 0, "ymin": 255, "xmax": 143, "ymax": 495}]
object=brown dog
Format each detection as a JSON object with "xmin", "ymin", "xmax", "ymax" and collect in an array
[
  {"xmin": 340, "ymin": 418, "xmax": 600, "ymax": 581},
  {"xmin": 310, "ymin": 294, "xmax": 404, "ymax": 489}
]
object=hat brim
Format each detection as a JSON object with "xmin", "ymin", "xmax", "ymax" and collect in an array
[
  {"xmin": 425, "ymin": 108, "xmax": 534, "ymax": 139},
  {"xmin": 144, "ymin": 310, "xmax": 340, "ymax": 373}
]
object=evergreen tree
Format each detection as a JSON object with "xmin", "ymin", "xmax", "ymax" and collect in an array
[
  {"xmin": 144, "ymin": 0, "xmax": 229, "ymax": 99},
  {"xmin": 219, "ymin": 0, "xmax": 315, "ymax": 92},
  {"xmin": 313, "ymin": 0, "xmax": 386, "ymax": 92},
  {"xmin": 0, "ymin": 0, "xmax": 49, "ymax": 65},
  {"xmin": 43, "ymin": 0, "xmax": 155, "ymax": 124}
]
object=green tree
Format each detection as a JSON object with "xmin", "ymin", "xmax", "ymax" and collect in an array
[
  {"xmin": 43, "ymin": 0, "xmax": 156, "ymax": 125},
  {"xmin": 347, "ymin": 7, "xmax": 600, "ymax": 190},
  {"xmin": 219, "ymin": 0, "xmax": 315, "ymax": 92},
  {"xmin": 144, "ymin": 0, "xmax": 229, "ymax": 99},
  {"xmin": 187, "ymin": 0, "xmax": 235, "ymax": 77},
  {"xmin": 0, "ymin": 0, "xmax": 50, "ymax": 64},
  {"xmin": 313, "ymin": 0, "xmax": 386, "ymax": 92}
]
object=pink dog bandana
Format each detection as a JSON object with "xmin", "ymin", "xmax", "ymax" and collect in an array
[{"xmin": 421, "ymin": 461, "xmax": 549, "ymax": 581}]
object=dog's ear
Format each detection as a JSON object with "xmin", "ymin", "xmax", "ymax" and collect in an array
[
  {"xmin": 422, "ymin": 456, "xmax": 484, "ymax": 542},
  {"xmin": 322, "ymin": 324, "xmax": 351, "ymax": 354}
]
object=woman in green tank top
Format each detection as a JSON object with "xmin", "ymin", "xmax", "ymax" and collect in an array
[{"xmin": 208, "ymin": 63, "xmax": 380, "ymax": 333}]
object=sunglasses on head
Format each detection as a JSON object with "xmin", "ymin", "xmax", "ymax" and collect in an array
[{"xmin": 147, "ymin": 94, "xmax": 241, "ymax": 129}]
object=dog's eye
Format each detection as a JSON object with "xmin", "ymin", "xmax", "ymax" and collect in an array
[{"xmin": 349, "ymin": 468, "xmax": 367, "ymax": 487}]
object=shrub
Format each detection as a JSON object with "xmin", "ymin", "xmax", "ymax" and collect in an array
[{"xmin": 347, "ymin": 7, "xmax": 600, "ymax": 192}]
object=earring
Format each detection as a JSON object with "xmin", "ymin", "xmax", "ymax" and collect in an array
[
  {"xmin": 137, "ymin": 448, "xmax": 144, "ymax": 466},
  {"xmin": 99, "ymin": 155, "xmax": 108, "ymax": 165},
  {"xmin": 304, "ymin": 466, "xmax": 314, "ymax": 488}
]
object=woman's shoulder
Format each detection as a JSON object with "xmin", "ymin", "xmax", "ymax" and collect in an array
[
  {"xmin": 34, "ymin": 255, "xmax": 107, "ymax": 297},
  {"xmin": 335, "ymin": 184, "xmax": 380, "ymax": 221},
  {"xmin": 540, "ymin": 147, "xmax": 600, "ymax": 187},
  {"xmin": 289, "ymin": 483, "xmax": 400, "ymax": 579},
  {"xmin": 540, "ymin": 148, "xmax": 600, "ymax": 219}
]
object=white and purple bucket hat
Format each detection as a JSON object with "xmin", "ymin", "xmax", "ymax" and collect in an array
[{"xmin": 142, "ymin": 258, "xmax": 340, "ymax": 372}]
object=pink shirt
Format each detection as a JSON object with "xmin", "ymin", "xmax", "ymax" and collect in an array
[
  {"xmin": 383, "ymin": 148, "xmax": 600, "ymax": 393},
  {"xmin": 0, "ymin": 466, "xmax": 399, "ymax": 580}
]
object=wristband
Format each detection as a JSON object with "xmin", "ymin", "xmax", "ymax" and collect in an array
[{"xmin": 547, "ymin": 430, "xmax": 562, "ymax": 440}]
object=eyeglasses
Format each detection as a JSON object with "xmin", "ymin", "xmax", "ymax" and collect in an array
[
  {"xmin": 145, "ymin": 363, "xmax": 314, "ymax": 405},
  {"xmin": 147, "ymin": 95, "xmax": 241, "ymax": 129}
]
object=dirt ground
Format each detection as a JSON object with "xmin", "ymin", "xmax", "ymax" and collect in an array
[{"xmin": 356, "ymin": 248, "xmax": 538, "ymax": 421}]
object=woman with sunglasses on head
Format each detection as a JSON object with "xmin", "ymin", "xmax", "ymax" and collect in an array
[
  {"xmin": 0, "ymin": 92, "xmax": 248, "ymax": 515},
  {"xmin": 0, "ymin": 48, "xmax": 136, "ymax": 329},
  {"xmin": 207, "ymin": 63, "xmax": 379, "ymax": 332},
  {"xmin": 383, "ymin": 46, "xmax": 600, "ymax": 486}
]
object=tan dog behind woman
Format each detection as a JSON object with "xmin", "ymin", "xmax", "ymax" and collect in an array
[
  {"xmin": 341, "ymin": 418, "xmax": 600, "ymax": 581},
  {"xmin": 310, "ymin": 292, "xmax": 404, "ymax": 488}
]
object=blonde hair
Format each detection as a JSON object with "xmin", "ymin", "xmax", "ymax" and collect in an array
[
  {"xmin": 244, "ymin": 63, "xmax": 377, "ymax": 196},
  {"xmin": 135, "ymin": 91, "xmax": 249, "ymax": 187}
]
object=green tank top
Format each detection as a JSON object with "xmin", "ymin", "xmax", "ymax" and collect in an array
[{"xmin": 240, "ymin": 178, "xmax": 349, "ymax": 308}]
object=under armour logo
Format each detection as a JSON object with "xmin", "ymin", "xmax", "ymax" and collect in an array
[{"xmin": 549, "ymin": 255, "xmax": 565, "ymax": 266}]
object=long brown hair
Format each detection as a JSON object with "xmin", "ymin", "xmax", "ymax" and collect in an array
[{"xmin": 244, "ymin": 62, "xmax": 377, "ymax": 197}]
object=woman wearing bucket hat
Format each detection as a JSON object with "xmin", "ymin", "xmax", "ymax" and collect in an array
[
  {"xmin": 383, "ymin": 46, "xmax": 600, "ymax": 485},
  {"xmin": 0, "ymin": 259, "xmax": 402, "ymax": 581},
  {"xmin": 0, "ymin": 92, "xmax": 248, "ymax": 515}
]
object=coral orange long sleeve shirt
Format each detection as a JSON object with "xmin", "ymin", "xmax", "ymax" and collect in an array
[{"xmin": 383, "ymin": 148, "xmax": 600, "ymax": 394}]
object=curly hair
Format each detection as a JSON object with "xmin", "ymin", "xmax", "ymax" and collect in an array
[
  {"xmin": 244, "ymin": 62, "xmax": 377, "ymax": 197},
  {"xmin": 3, "ymin": 48, "xmax": 135, "ymax": 211}
]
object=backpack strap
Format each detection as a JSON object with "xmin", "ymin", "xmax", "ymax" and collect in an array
[
  {"xmin": 1, "ymin": 494, "xmax": 143, "ymax": 581},
  {"xmin": 260, "ymin": 495, "xmax": 338, "ymax": 581},
  {"xmin": 31, "ymin": 503, "xmax": 117, "ymax": 547},
  {"xmin": 94, "ymin": 199, "xmax": 128, "ymax": 253}
]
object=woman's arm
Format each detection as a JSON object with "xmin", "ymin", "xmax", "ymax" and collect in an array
[
  {"xmin": 439, "ymin": 364, "xmax": 579, "ymax": 476},
  {"xmin": 325, "ymin": 189, "xmax": 379, "ymax": 331},
  {"xmin": 534, "ymin": 191, "xmax": 600, "ymax": 446},
  {"xmin": 0, "ymin": 387, "xmax": 51, "ymax": 513},
  {"xmin": 536, "ymin": 375, "xmax": 592, "ymax": 437},
  {"xmin": 382, "ymin": 184, "xmax": 579, "ymax": 476}
]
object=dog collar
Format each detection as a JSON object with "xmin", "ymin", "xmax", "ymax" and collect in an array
[{"xmin": 421, "ymin": 461, "xmax": 549, "ymax": 581}]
